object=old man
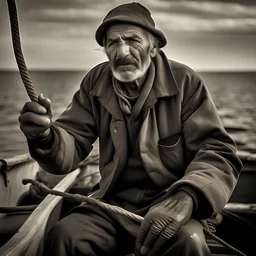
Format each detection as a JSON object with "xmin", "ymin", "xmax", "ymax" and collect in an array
[{"xmin": 19, "ymin": 2, "xmax": 242, "ymax": 256}]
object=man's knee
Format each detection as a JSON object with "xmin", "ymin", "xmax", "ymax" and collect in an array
[
  {"xmin": 48, "ymin": 220, "xmax": 73, "ymax": 244},
  {"xmin": 44, "ymin": 212, "xmax": 118, "ymax": 256},
  {"xmin": 174, "ymin": 219, "xmax": 211, "ymax": 255},
  {"xmin": 43, "ymin": 220, "xmax": 80, "ymax": 256}
]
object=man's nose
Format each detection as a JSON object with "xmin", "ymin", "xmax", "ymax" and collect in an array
[{"xmin": 117, "ymin": 42, "xmax": 130, "ymax": 58}]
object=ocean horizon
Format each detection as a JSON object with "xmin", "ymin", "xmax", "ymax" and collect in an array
[{"xmin": 0, "ymin": 70, "xmax": 255, "ymax": 159}]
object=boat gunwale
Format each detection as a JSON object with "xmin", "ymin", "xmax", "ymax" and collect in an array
[{"xmin": 0, "ymin": 153, "xmax": 33, "ymax": 173}]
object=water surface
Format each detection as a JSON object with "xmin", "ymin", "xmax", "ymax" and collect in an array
[{"xmin": 0, "ymin": 70, "xmax": 255, "ymax": 159}]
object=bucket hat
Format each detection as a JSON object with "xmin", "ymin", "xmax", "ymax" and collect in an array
[{"xmin": 95, "ymin": 2, "xmax": 167, "ymax": 48}]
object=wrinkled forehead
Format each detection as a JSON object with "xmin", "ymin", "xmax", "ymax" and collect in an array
[{"xmin": 106, "ymin": 23, "xmax": 149, "ymax": 39}]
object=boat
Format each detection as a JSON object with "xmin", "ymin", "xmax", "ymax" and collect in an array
[
  {"xmin": 0, "ymin": 152, "xmax": 100, "ymax": 256},
  {"xmin": 3, "ymin": 1, "xmax": 255, "ymax": 255},
  {"xmin": 0, "ymin": 151, "xmax": 255, "ymax": 256}
]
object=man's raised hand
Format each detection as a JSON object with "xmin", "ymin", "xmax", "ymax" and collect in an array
[{"xmin": 19, "ymin": 94, "xmax": 52, "ymax": 141}]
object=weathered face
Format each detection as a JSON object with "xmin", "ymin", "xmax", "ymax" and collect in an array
[{"xmin": 104, "ymin": 24, "xmax": 156, "ymax": 84}]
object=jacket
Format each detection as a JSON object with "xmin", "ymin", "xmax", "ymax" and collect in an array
[{"xmin": 29, "ymin": 51, "xmax": 242, "ymax": 219}]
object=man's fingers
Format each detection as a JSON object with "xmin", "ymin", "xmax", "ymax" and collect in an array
[
  {"xmin": 159, "ymin": 220, "xmax": 180, "ymax": 239},
  {"xmin": 38, "ymin": 94, "xmax": 52, "ymax": 116},
  {"xmin": 20, "ymin": 124, "xmax": 50, "ymax": 136},
  {"xmin": 138, "ymin": 232, "xmax": 158, "ymax": 255},
  {"xmin": 19, "ymin": 95, "xmax": 52, "ymax": 141},
  {"xmin": 135, "ymin": 218, "xmax": 152, "ymax": 255},
  {"xmin": 147, "ymin": 237, "xmax": 170, "ymax": 256},
  {"xmin": 135, "ymin": 216, "xmax": 181, "ymax": 256},
  {"xmin": 19, "ymin": 112, "xmax": 51, "ymax": 127},
  {"xmin": 140, "ymin": 219, "xmax": 168, "ymax": 255},
  {"xmin": 20, "ymin": 94, "xmax": 52, "ymax": 117},
  {"xmin": 20, "ymin": 101, "xmax": 48, "ymax": 115},
  {"xmin": 148, "ymin": 225, "xmax": 177, "ymax": 256}
]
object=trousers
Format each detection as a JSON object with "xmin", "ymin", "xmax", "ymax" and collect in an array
[{"xmin": 43, "ymin": 204, "xmax": 211, "ymax": 256}]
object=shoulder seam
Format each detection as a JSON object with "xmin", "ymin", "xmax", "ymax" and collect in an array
[{"xmin": 171, "ymin": 66, "xmax": 203, "ymax": 82}]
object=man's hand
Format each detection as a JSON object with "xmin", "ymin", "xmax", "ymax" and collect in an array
[
  {"xmin": 135, "ymin": 191, "xmax": 194, "ymax": 256},
  {"xmin": 19, "ymin": 94, "xmax": 52, "ymax": 141}
]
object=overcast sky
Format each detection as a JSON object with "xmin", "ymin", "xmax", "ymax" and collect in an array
[{"xmin": 0, "ymin": 0, "xmax": 256, "ymax": 71}]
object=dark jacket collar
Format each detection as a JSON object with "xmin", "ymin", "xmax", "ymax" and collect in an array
[
  {"xmin": 153, "ymin": 50, "xmax": 179, "ymax": 97},
  {"xmin": 90, "ymin": 50, "xmax": 179, "ymax": 118},
  {"xmin": 145, "ymin": 50, "xmax": 179, "ymax": 108}
]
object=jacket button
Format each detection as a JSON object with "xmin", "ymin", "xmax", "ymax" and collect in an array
[{"xmin": 113, "ymin": 127, "xmax": 118, "ymax": 133}]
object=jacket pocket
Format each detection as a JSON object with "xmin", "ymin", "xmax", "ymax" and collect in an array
[{"xmin": 158, "ymin": 134, "xmax": 186, "ymax": 178}]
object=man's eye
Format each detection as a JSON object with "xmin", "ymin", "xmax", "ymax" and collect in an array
[
  {"xmin": 127, "ymin": 38, "xmax": 136, "ymax": 42},
  {"xmin": 108, "ymin": 41, "xmax": 118, "ymax": 47},
  {"xmin": 128, "ymin": 38, "xmax": 139, "ymax": 43}
]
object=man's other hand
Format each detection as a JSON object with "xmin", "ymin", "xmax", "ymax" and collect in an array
[{"xmin": 135, "ymin": 191, "xmax": 193, "ymax": 256}]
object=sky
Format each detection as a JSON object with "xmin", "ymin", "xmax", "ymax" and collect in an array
[{"xmin": 0, "ymin": 0, "xmax": 256, "ymax": 71}]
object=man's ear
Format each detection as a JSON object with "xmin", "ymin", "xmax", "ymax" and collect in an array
[{"xmin": 150, "ymin": 47, "xmax": 157, "ymax": 58}]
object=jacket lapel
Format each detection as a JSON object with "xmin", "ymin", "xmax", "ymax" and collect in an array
[
  {"xmin": 139, "ymin": 51, "xmax": 180, "ymax": 188},
  {"xmin": 91, "ymin": 65, "xmax": 124, "ymax": 121},
  {"xmin": 90, "ymin": 64, "xmax": 128, "ymax": 195},
  {"xmin": 91, "ymin": 52, "xmax": 180, "ymax": 194}
]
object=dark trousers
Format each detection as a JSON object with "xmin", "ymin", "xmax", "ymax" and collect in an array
[{"xmin": 43, "ymin": 204, "xmax": 211, "ymax": 256}]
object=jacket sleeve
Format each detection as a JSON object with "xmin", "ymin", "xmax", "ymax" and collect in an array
[
  {"xmin": 169, "ymin": 74, "xmax": 242, "ymax": 219},
  {"xmin": 28, "ymin": 76, "xmax": 98, "ymax": 174}
]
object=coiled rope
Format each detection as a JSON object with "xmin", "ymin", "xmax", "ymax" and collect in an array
[{"xmin": 7, "ymin": 0, "xmax": 246, "ymax": 255}]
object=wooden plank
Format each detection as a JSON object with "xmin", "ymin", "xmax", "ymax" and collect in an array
[
  {"xmin": 0, "ymin": 153, "xmax": 33, "ymax": 171},
  {"xmin": 237, "ymin": 151, "xmax": 256, "ymax": 162},
  {"xmin": 225, "ymin": 202, "xmax": 256, "ymax": 213},
  {"xmin": 0, "ymin": 160, "xmax": 39, "ymax": 207},
  {"xmin": 0, "ymin": 168, "xmax": 81, "ymax": 256}
]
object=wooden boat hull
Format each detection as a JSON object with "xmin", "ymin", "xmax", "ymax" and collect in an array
[
  {"xmin": 0, "ymin": 171, "xmax": 78, "ymax": 256},
  {"xmin": 0, "ymin": 154, "xmax": 38, "ymax": 208},
  {"xmin": 0, "ymin": 154, "xmax": 98, "ymax": 256},
  {"xmin": 0, "ymin": 153, "xmax": 255, "ymax": 256}
]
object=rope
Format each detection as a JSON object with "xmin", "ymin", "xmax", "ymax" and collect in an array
[
  {"xmin": 23, "ymin": 179, "xmax": 143, "ymax": 223},
  {"xmin": 23, "ymin": 179, "xmax": 246, "ymax": 256},
  {"xmin": 7, "ymin": 0, "xmax": 38, "ymax": 102}
]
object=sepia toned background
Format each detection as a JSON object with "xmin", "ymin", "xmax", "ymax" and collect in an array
[{"xmin": 0, "ymin": 0, "xmax": 255, "ymax": 158}]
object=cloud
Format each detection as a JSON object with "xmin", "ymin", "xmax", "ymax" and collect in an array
[
  {"xmin": 154, "ymin": 13, "xmax": 256, "ymax": 32},
  {"xmin": 145, "ymin": 1, "xmax": 256, "ymax": 33},
  {"xmin": 1, "ymin": 0, "xmax": 256, "ymax": 70},
  {"xmin": 151, "ymin": 1, "xmax": 256, "ymax": 17},
  {"xmin": 22, "ymin": 0, "xmax": 256, "ymax": 34},
  {"xmin": 27, "ymin": 8, "xmax": 103, "ymax": 23}
]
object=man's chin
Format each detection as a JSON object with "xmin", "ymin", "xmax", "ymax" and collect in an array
[{"xmin": 112, "ymin": 70, "xmax": 138, "ymax": 83}]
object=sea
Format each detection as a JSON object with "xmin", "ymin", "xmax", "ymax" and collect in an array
[{"xmin": 0, "ymin": 70, "xmax": 256, "ymax": 159}]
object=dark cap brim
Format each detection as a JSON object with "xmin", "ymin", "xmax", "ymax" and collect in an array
[{"xmin": 95, "ymin": 16, "xmax": 167, "ymax": 48}]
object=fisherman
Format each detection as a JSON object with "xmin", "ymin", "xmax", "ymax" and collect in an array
[{"xmin": 19, "ymin": 2, "xmax": 242, "ymax": 256}]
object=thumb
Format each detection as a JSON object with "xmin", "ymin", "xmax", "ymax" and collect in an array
[{"xmin": 38, "ymin": 94, "xmax": 53, "ymax": 117}]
